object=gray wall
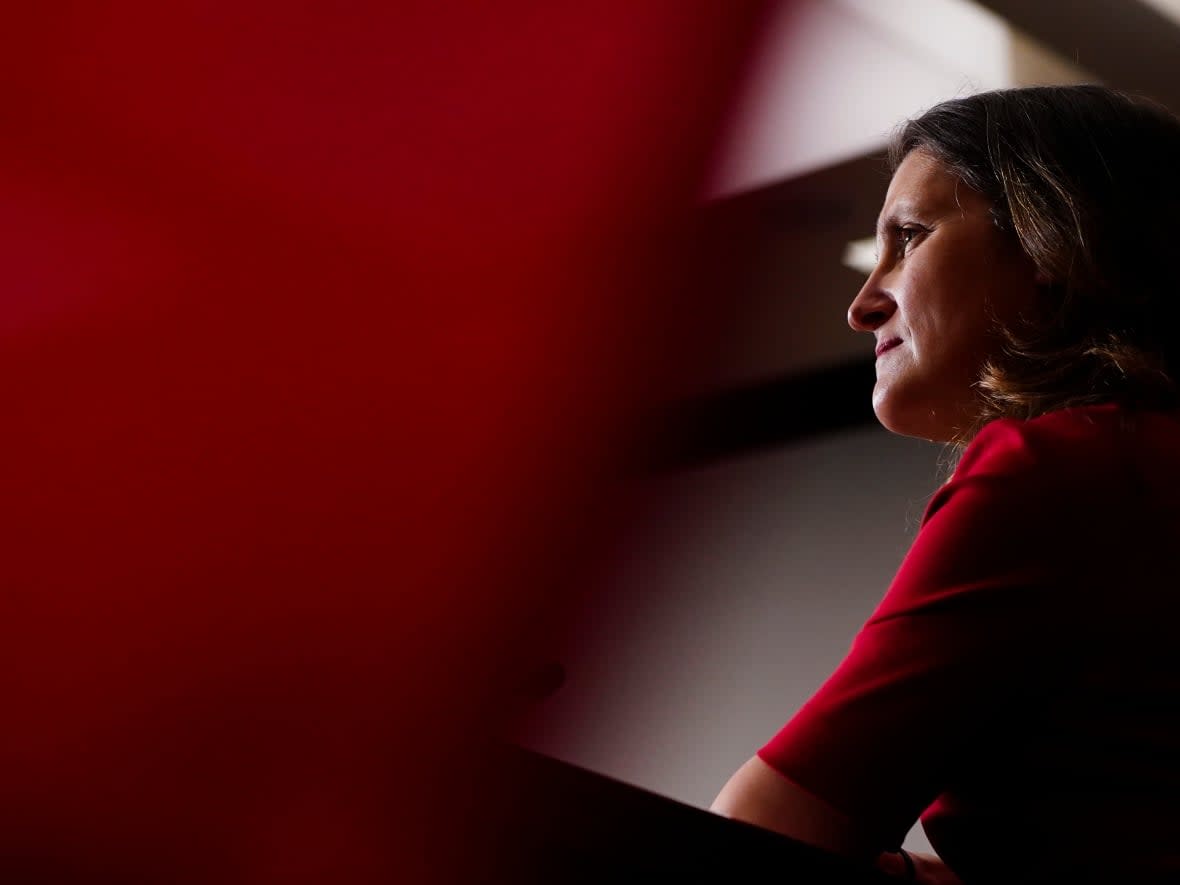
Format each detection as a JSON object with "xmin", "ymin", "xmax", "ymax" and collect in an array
[{"xmin": 513, "ymin": 423, "xmax": 944, "ymax": 854}]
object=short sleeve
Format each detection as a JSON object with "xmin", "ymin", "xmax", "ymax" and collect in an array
[{"xmin": 757, "ymin": 415, "xmax": 1103, "ymax": 847}]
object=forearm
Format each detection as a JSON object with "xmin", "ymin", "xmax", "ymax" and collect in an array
[
  {"xmin": 711, "ymin": 755, "xmax": 877, "ymax": 860},
  {"xmin": 876, "ymin": 849, "xmax": 963, "ymax": 884}
]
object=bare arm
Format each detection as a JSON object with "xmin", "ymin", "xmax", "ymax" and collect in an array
[
  {"xmin": 877, "ymin": 850, "xmax": 964, "ymax": 884},
  {"xmin": 712, "ymin": 757, "xmax": 964, "ymax": 883},
  {"xmin": 710, "ymin": 755, "xmax": 876, "ymax": 859}
]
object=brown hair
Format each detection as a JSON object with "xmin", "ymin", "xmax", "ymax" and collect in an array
[{"xmin": 890, "ymin": 85, "xmax": 1180, "ymax": 447}]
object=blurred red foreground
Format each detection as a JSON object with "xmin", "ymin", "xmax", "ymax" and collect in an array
[{"xmin": 0, "ymin": 3, "xmax": 771, "ymax": 882}]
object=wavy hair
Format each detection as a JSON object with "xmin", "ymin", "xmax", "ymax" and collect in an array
[{"xmin": 890, "ymin": 85, "xmax": 1180, "ymax": 447}]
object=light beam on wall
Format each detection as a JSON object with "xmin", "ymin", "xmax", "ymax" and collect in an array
[{"xmin": 841, "ymin": 237, "xmax": 877, "ymax": 275}]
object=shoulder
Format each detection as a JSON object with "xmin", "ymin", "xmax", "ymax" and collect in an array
[
  {"xmin": 870, "ymin": 407, "xmax": 1154, "ymax": 637},
  {"xmin": 909, "ymin": 406, "xmax": 1141, "ymax": 567},
  {"xmin": 912, "ymin": 404, "xmax": 1180, "ymax": 574},
  {"xmin": 954, "ymin": 403, "xmax": 1128, "ymax": 482},
  {"xmin": 927, "ymin": 404, "xmax": 1160, "ymax": 521}
]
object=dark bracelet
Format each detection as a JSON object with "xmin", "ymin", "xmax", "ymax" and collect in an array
[{"xmin": 895, "ymin": 848, "xmax": 916, "ymax": 882}]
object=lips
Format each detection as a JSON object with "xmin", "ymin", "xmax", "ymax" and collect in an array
[{"xmin": 875, "ymin": 337, "xmax": 902, "ymax": 357}]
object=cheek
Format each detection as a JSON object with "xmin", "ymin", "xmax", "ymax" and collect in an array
[
  {"xmin": 914, "ymin": 261, "xmax": 1000, "ymax": 357},
  {"xmin": 897, "ymin": 274, "xmax": 964, "ymax": 361}
]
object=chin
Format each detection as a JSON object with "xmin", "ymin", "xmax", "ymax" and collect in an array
[{"xmin": 872, "ymin": 396, "xmax": 958, "ymax": 443}]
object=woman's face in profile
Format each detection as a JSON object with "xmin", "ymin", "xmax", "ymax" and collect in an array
[{"xmin": 847, "ymin": 149, "xmax": 1039, "ymax": 442}]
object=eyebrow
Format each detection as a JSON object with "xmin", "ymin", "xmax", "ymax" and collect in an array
[
  {"xmin": 875, "ymin": 199, "xmax": 919, "ymax": 240},
  {"xmin": 874, "ymin": 212, "xmax": 897, "ymax": 246}
]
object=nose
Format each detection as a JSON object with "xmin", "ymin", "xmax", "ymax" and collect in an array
[{"xmin": 847, "ymin": 272, "xmax": 896, "ymax": 332}]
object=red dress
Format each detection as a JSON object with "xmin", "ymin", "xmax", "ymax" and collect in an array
[{"xmin": 759, "ymin": 404, "xmax": 1180, "ymax": 883}]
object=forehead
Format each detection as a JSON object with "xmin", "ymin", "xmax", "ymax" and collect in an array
[{"xmin": 879, "ymin": 149, "xmax": 989, "ymax": 226}]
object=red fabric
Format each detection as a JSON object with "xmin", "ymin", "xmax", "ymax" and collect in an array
[{"xmin": 759, "ymin": 404, "xmax": 1180, "ymax": 882}]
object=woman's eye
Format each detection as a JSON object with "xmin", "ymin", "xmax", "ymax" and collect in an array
[{"xmin": 897, "ymin": 225, "xmax": 925, "ymax": 253}]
